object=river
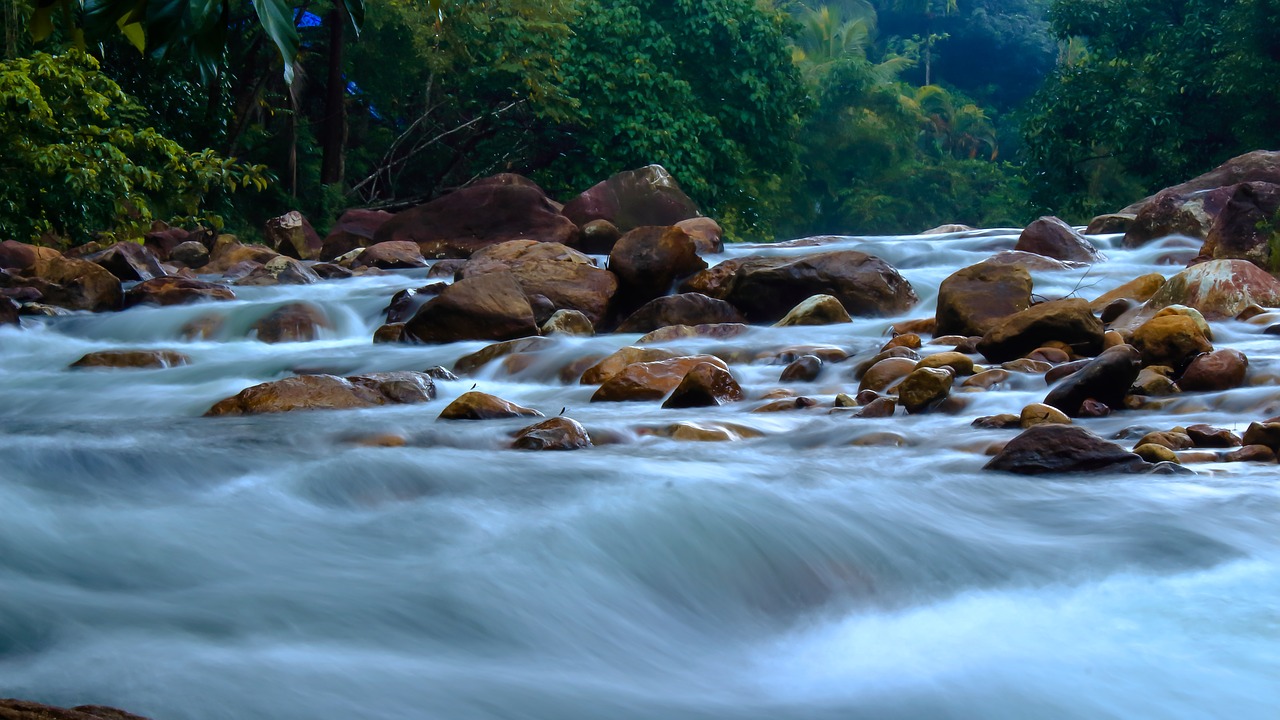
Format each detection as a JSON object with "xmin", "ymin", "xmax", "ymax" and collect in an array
[{"xmin": 2, "ymin": 229, "xmax": 1277, "ymax": 719}]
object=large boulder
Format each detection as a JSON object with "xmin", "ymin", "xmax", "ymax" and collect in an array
[
  {"xmin": 350, "ymin": 241, "xmax": 428, "ymax": 270},
  {"xmin": 1123, "ymin": 187, "xmax": 1231, "ymax": 247},
  {"xmin": 561, "ymin": 165, "xmax": 700, "ymax": 232},
  {"xmin": 205, "ymin": 372, "xmax": 436, "ymax": 415},
  {"xmin": 1119, "ymin": 150, "xmax": 1280, "ymax": 215},
  {"xmin": 438, "ymin": 391, "xmax": 543, "ymax": 420},
  {"xmin": 11, "ymin": 252, "xmax": 123, "ymax": 312},
  {"xmin": 1198, "ymin": 182, "xmax": 1280, "ymax": 270},
  {"xmin": 83, "ymin": 241, "xmax": 167, "ymax": 282},
  {"xmin": 1143, "ymin": 259, "xmax": 1280, "ymax": 318},
  {"xmin": 984, "ymin": 424, "xmax": 1149, "ymax": 475},
  {"xmin": 608, "ymin": 226, "xmax": 707, "ymax": 313},
  {"xmin": 461, "ymin": 240, "xmax": 617, "ymax": 325},
  {"xmin": 0, "ymin": 239, "xmax": 61, "ymax": 269},
  {"xmin": 1043, "ymin": 344, "xmax": 1141, "ymax": 417},
  {"xmin": 264, "ymin": 210, "xmax": 323, "ymax": 260},
  {"xmin": 250, "ymin": 302, "xmax": 331, "ymax": 343},
  {"xmin": 373, "ymin": 182, "xmax": 578, "ymax": 258},
  {"xmin": 320, "ymin": 208, "xmax": 393, "ymax": 260},
  {"xmin": 124, "ymin": 277, "xmax": 235, "ymax": 307},
  {"xmin": 615, "ymin": 292, "xmax": 743, "ymax": 333},
  {"xmin": 683, "ymin": 250, "xmax": 917, "ymax": 322},
  {"xmin": 661, "ymin": 362, "xmax": 744, "ymax": 408},
  {"xmin": 1014, "ymin": 216, "xmax": 1103, "ymax": 263},
  {"xmin": 403, "ymin": 270, "xmax": 537, "ymax": 343},
  {"xmin": 935, "ymin": 260, "xmax": 1033, "ymax": 337},
  {"xmin": 977, "ymin": 299, "xmax": 1104, "ymax": 363},
  {"xmin": 591, "ymin": 355, "xmax": 729, "ymax": 402}
]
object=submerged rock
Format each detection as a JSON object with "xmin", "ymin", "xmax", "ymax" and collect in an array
[
  {"xmin": 70, "ymin": 349, "xmax": 190, "ymax": 369},
  {"xmin": 205, "ymin": 372, "xmax": 435, "ymax": 415}
]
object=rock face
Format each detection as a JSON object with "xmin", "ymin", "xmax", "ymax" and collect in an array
[
  {"xmin": 1143, "ymin": 259, "xmax": 1280, "ymax": 318},
  {"xmin": 608, "ymin": 226, "xmax": 707, "ymax": 313},
  {"xmin": 984, "ymin": 424, "xmax": 1148, "ymax": 475},
  {"xmin": 683, "ymin": 251, "xmax": 917, "ymax": 322},
  {"xmin": 1014, "ymin": 216, "xmax": 1102, "ymax": 263},
  {"xmin": 1198, "ymin": 182, "xmax": 1280, "ymax": 270},
  {"xmin": 615, "ymin": 292, "xmax": 743, "ymax": 333},
  {"xmin": 374, "ymin": 182, "xmax": 579, "ymax": 258},
  {"xmin": 205, "ymin": 372, "xmax": 436, "ymax": 415},
  {"xmin": 774, "ymin": 294, "xmax": 852, "ymax": 326},
  {"xmin": 1043, "ymin": 344, "xmax": 1141, "ymax": 417},
  {"xmin": 351, "ymin": 241, "xmax": 428, "ymax": 270},
  {"xmin": 512, "ymin": 417, "xmax": 593, "ymax": 450},
  {"xmin": 461, "ymin": 240, "xmax": 617, "ymax": 326},
  {"xmin": 590, "ymin": 355, "xmax": 728, "ymax": 402},
  {"xmin": 662, "ymin": 363, "xmax": 744, "ymax": 408},
  {"xmin": 1119, "ymin": 150, "xmax": 1280, "ymax": 216},
  {"xmin": 562, "ymin": 165, "xmax": 701, "ymax": 232},
  {"xmin": 265, "ymin": 210, "xmax": 323, "ymax": 260},
  {"xmin": 0, "ymin": 243, "xmax": 123, "ymax": 312},
  {"xmin": 977, "ymin": 299, "xmax": 1104, "ymax": 363},
  {"xmin": 935, "ymin": 260, "xmax": 1033, "ymax": 337},
  {"xmin": 70, "ymin": 349, "xmax": 191, "ymax": 369},
  {"xmin": 83, "ymin": 242, "xmax": 167, "ymax": 282},
  {"xmin": 251, "ymin": 302, "xmax": 331, "ymax": 343},
  {"xmin": 438, "ymin": 391, "xmax": 543, "ymax": 420},
  {"xmin": 403, "ymin": 271, "xmax": 537, "ymax": 344},
  {"xmin": 320, "ymin": 208, "xmax": 393, "ymax": 260},
  {"xmin": 1123, "ymin": 187, "xmax": 1231, "ymax": 247},
  {"xmin": 124, "ymin": 277, "xmax": 235, "ymax": 307}
]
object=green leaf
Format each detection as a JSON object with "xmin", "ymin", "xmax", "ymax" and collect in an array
[{"xmin": 252, "ymin": 0, "xmax": 301, "ymax": 84}]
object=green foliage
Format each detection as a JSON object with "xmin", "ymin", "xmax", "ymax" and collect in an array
[{"xmin": 0, "ymin": 51, "xmax": 266, "ymax": 244}]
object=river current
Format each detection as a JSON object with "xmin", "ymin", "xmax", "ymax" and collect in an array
[{"xmin": 1, "ymin": 230, "xmax": 1277, "ymax": 719}]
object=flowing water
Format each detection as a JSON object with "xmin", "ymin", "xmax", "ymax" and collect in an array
[{"xmin": 2, "ymin": 230, "xmax": 1278, "ymax": 719}]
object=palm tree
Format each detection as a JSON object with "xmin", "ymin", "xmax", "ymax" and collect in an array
[{"xmin": 791, "ymin": 2, "xmax": 876, "ymax": 81}]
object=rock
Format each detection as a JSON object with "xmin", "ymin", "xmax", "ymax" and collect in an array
[
  {"xmin": 882, "ymin": 334, "xmax": 921, "ymax": 351},
  {"xmin": 1090, "ymin": 274, "xmax": 1167, "ymax": 312},
  {"xmin": 462, "ymin": 239, "xmax": 594, "ymax": 271},
  {"xmin": 1242, "ymin": 422, "xmax": 1280, "ymax": 451},
  {"xmin": 921, "ymin": 224, "xmax": 974, "ymax": 235},
  {"xmin": 1027, "ymin": 346, "xmax": 1071, "ymax": 364},
  {"xmin": 752, "ymin": 397, "xmax": 819, "ymax": 413},
  {"xmin": 541, "ymin": 309, "xmax": 594, "ymax": 336},
  {"xmin": 578, "ymin": 219, "xmax": 623, "ymax": 254},
  {"xmin": 896, "ymin": 318, "xmax": 938, "ymax": 336},
  {"xmin": 1079, "ymin": 399, "xmax": 1111, "ymax": 417},
  {"xmin": 374, "ymin": 182, "xmax": 578, "ymax": 258},
  {"xmin": 662, "ymin": 362, "xmax": 744, "ymax": 408},
  {"xmin": 684, "ymin": 250, "xmax": 918, "ymax": 322},
  {"xmin": 1198, "ymin": 182, "xmax": 1280, "ymax": 270},
  {"xmin": 251, "ymin": 302, "xmax": 331, "ymax": 343},
  {"xmin": 512, "ymin": 417, "xmax": 593, "ymax": 450},
  {"xmin": 1119, "ymin": 150, "xmax": 1280, "ymax": 216},
  {"xmin": 1177, "ymin": 349, "xmax": 1248, "ymax": 391},
  {"xmin": 205, "ymin": 372, "xmax": 435, "ymax": 415},
  {"xmin": 1144, "ymin": 259, "xmax": 1280, "ymax": 319},
  {"xmin": 1136, "ymin": 431, "xmax": 1194, "ymax": 450},
  {"xmin": 0, "ymin": 698, "xmax": 152, "ymax": 720},
  {"xmin": 581, "ymin": 346, "xmax": 680, "ymax": 384},
  {"xmin": 779, "ymin": 354, "xmax": 822, "ymax": 382},
  {"xmin": 616, "ymin": 292, "xmax": 742, "ymax": 333},
  {"xmin": 1129, "ymin": 366, "xmax": 1177, "ymax": 396},
  {"xmin": 1225, "ymin": 445, "xmax": 1274, "ymax": 462},
  {"xmin": 171, "ymin": 240, "xmax": 210, "ymax": 268},
  {"xmin": 403, "ymin": 271, "xmax": 537, "ymax": 344},
  {"xmin": 1002, "ymin": 358, "xmax": 1054, "ymax": 374},
  {"xmin": 897, "ymin": 367, "xmax": 954, "ymax": 414},
  {"xmin": 203, "ymin": 239, "xmax": 280, "ymax": 274},
  {"xmin": 984, "ymin": 424, "xmax": 1148, "ymax": 475},
  {"xmin": 608, "ymin": 226, "xmax": 706, "ymax": 312},
  {"xmin": 235, "ymin": 256, "xmax": 321, "ymax": 286},
  {"xmin": 562, "ymin": 165, "xmax": 700, "ymax": 232},
  {"xmin": 858, "ymin": 356, "xmax": 918, "ymax": 393},
  {"xmin": 453, "ymin": 336, "xmax": 553, "ymax": 375},
  {"xmin": 1020, "ymin": 403, "xmax": 1071, "ymax": 428},
  {"xmin": 0, "ymin": 297, "xmax": 18, "ymax": 326},
  {"xmin": 977, "ymin": 299, "xmax": 1104, "ymax": 363},
  {"xmin": 83, "ymin": 241, "xmax": 167, "ymax": 281},
  {"xmin": 916, "ymin": 351, "xmax": 975, "ymax": 376},
  {"xmin": 964, "ymin": 368, "xmax": 1009, "ymax": 390},
  {"xmin": 372, "ymin": 323, "xmax": 405, "ymax": 343},
  {"xmin": 1185, "ymin": 424, "xmax": 1242, "ymax": 448},
  {"xmin": 4, "ymin": 250, "xmax": 123, "ymax": 312},
  {"xmin": 853, "ymin": 397, "xmax": 897, "ymax": 418},
  {"xmin": 351, "ymin": 240, "xmax": 428, "ymax": 270},
  {"xmin": 674, "ymin": 217, "xmax": 724, "ymax": 255},
  {"xmin": 438, "ymin": 391, "xmax": 543, "ymax": 420},
  {"xmin": 637, "ymin": 322, "xmax": 749, "ymax": 344},
  {"xmin": 265, "ymin": 210, "xmax": 323, "ymax": 260},
  {"xmin": 124, "ymin": 277, "xmax": 235, "ymax": 307},
  {"xmin": 1043, "ymin": 344, "xmax": 1141, "ymax": 416},
  {"xmin": 983, "ymin": 250, "xmax": 1077, "ymax": 271},
  {"xmin": 69, "ymin": 349, "xmax": 190, "ymax": 369},
  {"xmin": 461, "ymin": 242, "xmax": 617, "ymax": 325},
  {"xmin": 660, "ymin": 421, "xmax": 763, "ymax": 442},
  {"xmin": 142, "ymin": 224, "xmax": 193, "ymax": 260},
  {"xmin": 853, "ymin": 347, "xmax": 919, "ymax": 377},
  {"xmin": 591, "ymin": 355, "xmax": 729, "ymax": 402},
  {"xmin": 1015, "ymin": 216, "xmax": 1103, "ymax": 263},
  {"xmin": 320, "ymin": 208, "xmax": 393, "ymax": 260},
  {"xmin": 1134, "ymin": 443, "xmax": 1180, "ymax": 464},
  {"xmin": 935, "ymin": 260, "xmax": 1033, "ymax": 337},
  {"xmin": 774, "ymin": 294, "xmax": 852, "ymax": 327},
  {"xmin": 1131, "ymin": 314, "xmax": 1212, "ymax": 368},
  {"xmin": 348, "ymin": 371, "xmax": 439, "ymax": 404},
  {"xmin": 1123, "ymin": 187, "xmax": 1231, "ymax": 247},
  {"xmin": 1086, "ymin": 213, "xmax": 1137, "ymax": 234}
]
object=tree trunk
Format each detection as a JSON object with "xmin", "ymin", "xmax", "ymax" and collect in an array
[{"xmin": 320, "ymin": 5, "xmax": 348, "ymax": 186}]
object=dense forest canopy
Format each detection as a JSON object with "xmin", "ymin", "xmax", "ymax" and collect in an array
[{"xmin": 0, "ymin": 0, "xmax": 1276, "ymax": 245}]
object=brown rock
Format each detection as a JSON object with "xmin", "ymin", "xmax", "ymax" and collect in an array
[
  {"xmin": 1131, "ymin": 315, "xmax": 1212, "ymax": 368},
  {"xmin": 773, "ymin": 294, "xmax": 852, "ymax": 327},
  {"xmin": 1134, "ymin": 443, "xmax": 1180, "ymax": 464},
  {"xmin": 963, "ymin": 368, "xmax": 1009, "ymax": 390},
  {"xmin": 916, "ymin": 351, "xmax": 975, "ymax": 376},
  {"xmin": 636, "ymin": 323, "xmax": 749, "ymax": 344},
  {"xmin": 858, "ymin": 356, "xmax": 918, "ymax": 393},
  {"xmin": 591, "ymin": 355, "xmax": 728, "ymax": 402},
  {"xmin": 124, "ymin": 277, "xmax": 235, "ymax": 307},
  {"xmin": 1241, "ymin": 422, "xmax": 1280, "ymax": 451},
  {"xmin": 403, "ymin": 271, "xmax": 537, "ymax": 344},
  {"xmin": 779, "ymin": 354, "xmax": 822, "ymax": 382},
  {"xmin": 674, "ymin": 217, "xmax": 724, "ymax": 255},
  {"xmin": 1002, "ymin": 358, "xmax": 1054, "ymax": 374},
  {"xmin": 1185, "ymin": 424, "xmax": 1242, "ymax": 448},
  {"xmin": 1020, "ymin": 403, "xmax": 1071, "ymax": 428},
  {"xmin": 264, "ymin": 210, "xmax": 323, "ymax": 260},
  {"xmin": 235, "ymin": 256, "xmax": 321, "ymax": 286},
  {"xmin": 1086, "ymin": 213, "xmax": 1137, "ymax": 235},
  {"xmin": 616, "ymin": 292, "xmax": 743, "ymax": 333},
  {"xmin": 251, "ymin": 302, "xmax": 331, "ymax": 343},
  {"xmin": 562, "ymin": 165, "xmax": 700, "ymax": 232},
  {"xmin": 348, "ymin": 371, "xmax": 439, "ymax": 405},
  {"xmin": 1143, "ymin": 259, "xmax": 1280, "ymax": 319},
  {"xmin": 662, "ymin": 362, "xmax": 744, "ymax": 408},
  {"xmin": 1177, "ymin": 349, "xmax": 1248, "ymax": 392},
  {"xmin": 608, "ymin": 226, "xmax": 706, "ymax": 312},
  {"xmin": 897, "ymin": 367, "xmax": 954, "ymax": 414},
  {"xmin": 973, "ymin": 413, "xmax": 1021, "ymax": 429},
  {"xmin": 171, "ymin": 241, "xmax": 210, "ymax": 268},
  {"xmin": 541, "ymin": 309, "xmax": 594, "ymax": 336},
  {"xmin": 1136, "ymin": 431, "xmax": 1194, "ymax": 451},
  {"xmin": 752, "ymin": 397, "xmax": 819, "ymax": 413},
  {"xmin": 438, "ymin": 391, "xmax": 543, "ymax": 420},
  {"xmin": 977, "ymin": 299, "xmax": 1104, "ymax": 363},
  {"xmin": 83, "ymin": 242, "xmax": 167, "ymax": 282},
  {"xmin": 935, "ymin": 260, "xmax": 1033, "ymax": 337},
  {"xmin": 0, "ymin": 698, "xmax": 151, "ymax": 720},
  {"xmin": 882, "ymin": 333, "xmax": 921, "ymax": 351},
  {"xmin": 1123, "ymin": 187, "xmax": 1232, "ymax": 247},
  {"xmin": 853, "ymin": 397, "xmax": 897, "ymax": 418},
  {"xmin": 352, "ymin": 241, "xmax": 428, "ymax": 270},
  {"xmin": 1224, "ymin": 445, "xmax": 1275, "ymax": 462},
  {"xmin": 320, "ymin": 208, "xmax": 393, "ymax": 260},
  {"xmin": 1043, "ymin": 344, "xmax": 1141, "ymax": 417},
  {"xmin": 579, "ymin": 219, "xmax": 622, "ymax": 254},
  {"xmin": 11, "ymin": 252, "xmax": 122, "ymax": 312},
  {"xmin": 142, "ymin": 224, "xmax": 194, "ymax": 260},
  {"xmin": 1015, "ymin": 216, "xmax": 1103, "ymax": 263},
  {"xmin": 453, "ymin": 336, "xmax": 553, "ymax": 375},
  {"xmin": 1198, "ymin": 182, "xmax": 1280, "ymax": 270},
  {"xmin": 69, "ymin": 349, "xmax": 190, "ymax": 369},
  {"xmin": 1120, "ymin": 150, "xmax": 1280, "ymax": 216},
  {"xmin": 983, "ymin": 250, "xmax": 1077, "ymax": 271},
  {"xmin": 1089, "ymin": 273, "xmax": 1166, "ymax": 313},
  {"xmin": 984, "ymin": 424, "xmax": 1148, "ymax": 475},
  {"xmin": 1130, "ymin": 366, "xmax": 1177, "ymax": 396},
  {"xmin": 205, "ymin": 373, "xmax": 435, "ymax": 415},
  {"xmin": 0, "ymin": 297, "xmax": 18, "ymax": 326},
  {"xmin": 581, "ymin": 346, "xmax": 680, "ymax": 384},
  {"xmin": 203, "ymin": 239, "xmax": 280, "ymax": 274},
  {"xmin": 512, "ymin": 416, "xmax": 593, "ymax": 450},
  {"xmin": 373, "ymin": 323, "xmax": 405, "ymax": 343},
  {"xmin": 661, "ymin": 421, "xmax": 763, "ymax": 442}
]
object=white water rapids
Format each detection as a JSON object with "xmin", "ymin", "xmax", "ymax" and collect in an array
[{"xmin": 1, "ymin": 229, "xmax": 1278, "ymax": 719}]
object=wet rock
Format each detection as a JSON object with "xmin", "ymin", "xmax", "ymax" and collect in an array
[
  {"xmin": 348, "ymin": 371, "xmax": 439, "ymax": 405},
  {"xmin": 251, "ymin": 302, "xmax": 331, "ymax": 343},
  {"xmin": 636, "ymin": 323, "xmax": 750, "ymax": 345},
  {"xmin": 351, "ymin": 240, "xmax": 428, "ymax": 270},
  {"xmin": 608, "ymin": 226, "xmax": 707, "ymax": 313},
  {"xmin": 895, "ymin": 317, "xmax": 938, "ymax": 336},
  {"xmin": 1002, "ymin": 358, "xmax": 1053, "ymax": 374},
  {"xmin": 265, "ymin": 210, "xmax": 323, "ymax": 260},
  {"xmin": 141, "ymin": 224, "xmax": 193, "ymax": 260},
  {"xmin": 858, "ymin": 356, "xmax": 918, "ymax": 393},
  {"xmin": 459, "ymin": 240, "xmax": 616, "ymax": 325},
  {"xmin": 1090, "ymin": 274, "xmax": 1168, "ymax": 313},
  {"xmin": 1143, "ymin": 259, "xmax": 1280, "ymax": 318},
  {"xmin": 921, "ymin": 223, "xmax": 974, "ymax": 235},
  {"xmin": 674, "ymin": 217, "xmax": 724, "ymax": 255},
  {"xmin": 235, "ymin": 256, "xmax": 321, "ymax": 286},
  {"xmin": 752, "ymin": 397, "xmax": 818, "ymax": 413},
  {"xmin": 320, "ymin": 208, "xmax": 393, "ymax": 260},
  {"xmin": 1043, "ymin": 344, "xmax": 1141, "ymax": 417},
  {"xmin": 852, "ymin": 347, "xmax": 918, "ymax": 378},
  {"xmin": 1027, "ymin": 346, "xmax": 1071, "ymax": 364},
  {"xmin": 854, "ymin": 389, "xmax": 880, "ymax": 405},
  {"xmin": 171, "ymin": 240, "xmax": 210, "ymax": 268},
  {"xmin": 427, "ymin": 259, "xmax": 467, "ymax": 279},
  {"xmin": 1131, "ymin": 314, "xmax": 1212, "ymax": 368},
  {"xmin": 581, "ymin": 347, "xmax": 680, "ymax": 384},
  {"xmin": 1134, "ymin": 443, "xmax": 1180, "ymax": 464},
  {"xmin": 1099, "ymin": 298, "xmax": 1135, "ymax": 323},
  {"xmin": 0, "ymin": 698, "xmax": 152, "ymax": 720},
  {"xmin": 1086, "ymin": 213, "xmax": 1136, "ymax": 235},
  {"xmin": 984, "ymin": 424, "xmax": 1148, "ymax": 475},
  {"xmin": 1241, "ymin": 422, "xmax": 1280, "ymax": 451},
  {"xmin": 124, "ymin": 277, "xmax": 234, "ymax": 307},
  {"xmin": 779, "ymin": 354, "xmax": 822, "ymax": 382},
  {"xmin": 881, "ymin": 333, "xmax": 921, "ymax": 351},
  {"xmin": 963, "ymin": 368, "xmax": 1009, "ymax": 390},
  {"xmin": 662, "ymin": 362, "xmax": 744, "ymax": 408},
  {"xmin": 616, "ymin": 292, "xmax": 742, "ymax": 333},
  {"xmin": 438, "ymin": 391, "xmax": 543, "ymax": 420},
  {"xmin": 1185, "ymin": 424, "xmax": 1242, "ymax": 448},
  {"xmin": 853, "ymin": 396, "xmax": 897, "ymax": 418},
  {"xmin": 1224, "ymin": 445, "xmax": 1274, "ymax": 462},
  {"xmin": 512, "ymin": 417, "xmax": 593, "ymax": 451},
  {"xmin": 83, "ymin": 241, "xmax": 167, "ymax": 282},
  {"xmin": 1177, "ymin": 349, "xmax": 1248, "ymax": 392},
  {"xmin": 1014, "ymin": 216, "xmax": 1103, "ymax": 263},
  {"xmin": 1020, "ymin": 403, "xmax": 1071, "ymax": 428},
  {"xmin": 935, "ymin": 260, "xmax": 1033, "ymax": 337},
  {"xmin": 375, "ymin": 182, "xmax": 578, "ymax": 258},
  {"xmin": 2, "ymin": 250, "xmax": 123, "ymax": 312},
  {"xmin": 973, "ymin": 413, "xmax": 1021, "ymax": 430},
  {"xmin": 69, "ymin": 349, "xmax": 190, "ymax": 369},
  {"xmin": 206, "ymin": 372, "xmax": 435, "ymax": 415},
  {"xmin": 372, "ymin": 323, "xmax": 405, "ymax": 343},
  {"xmin": 1197, "ymin": 182, "xmax": 1280, "ymax": 270},
  {"xmin": 562, "ymin": 165, "xmax": 700, "ymax": 233},
  {"xmin": 1120, "ymin": 151, "xmax": 1280, "ymax": 216},
  {"xmin": 983, "ymin": 250, "xmax": 1078, "ymax": 272},
  {"xmin": 541, "ymin": 309, "xmax": 594, "ymax": 336},
  {"xmin": 0, "ymin": 297, "xmax": 18, "ymax": 326},
  {"xmin": 453, "ymin": 336, "xmax": 553, "ymax": 375},
  {"xmin": 591, "ymin": 355, "xmax": 729, "ymax": 402},
  {"xmin": 897, "ymin": 367, "xmax": 954, "ymax": 414},
  {"xmin": 403, "ymin": 271, "xmax": 537, "ymax": 344},
  {"xmin": 578, "ymin": 219, "xmax": 622, "ymax": 254},
  {"xmin": 1136, "ymin": 431, "xmax": 1194, "ymax": 451},
  {"xmin": 977, "ymin": 299, "xmax": 1104, "ymax": 363},
  {"xmin": 1130, "ymin": 366, "xmax": 1178, "ymax": 396},
  {"xmin": 1123, "ymin": 187, "xmax": 1231, "ymax": 247},
  {"xmin": 916, "ymin": 351, "xmax": 975, "ymax": 376},
  {"xmin": 203, "ymin": 238, "xmax": 280, "ymax": 274},
  {"xmin": 1078, "ymin": 399, "xmax": 1111, "ymax": 417},
  {"xmin": 774, "ymin": 294, "xmax": 852, "ymax": 327},
  {"xmin": 660, "ymin": 421, "xmax": 763, "ymax": 442}
]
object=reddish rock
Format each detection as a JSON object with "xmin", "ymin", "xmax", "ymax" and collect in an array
[
  {"xmin": 453, "ymin": 336, "xmax": 554, "ymax": 375},
  {"xmin": 374, "ymin": 183, "xmax": 578, "ymax": 258},
  {"xmin": 1186, "ymin": 424, "xmax": 1242, "ymax": 448},
  {"xmin": 0, "ymin": 698, "xmax": 151, "ymax": 720},
  {"xmin": 1015, "ymin": 216, "xmax": 1103, "ymax": 263},
  {"xmin": 1143, "ymin": 259, "xmax": 1280, "ymax": 318},
  {"xmin": 11, "ymin": 253, "xmax": 123, "ymax": 312},
  {"xmin": 1119, "ymin": 150, "xmax": 1280, "ymax": 216},
  {"xmin": 1242, "ymin": 422, "xmax": 1280, "ymax": 451},
  {"xmin": 251, "ymin": 302, "xmax": 332, "ymax": 343},
  {"xmin": 1224, "ymin": 445, "xmax": 1275, "ymax": 462},
  {"xmin": 461, "ymin": 241, "xmax": 616, "ymax": 325},
  {"xmin": 203, "ymin": 239, "xmax": 280, "ymax": 274},
  {"xmin": 1177, "ymin": 349, "xmax": 1248, "ymax": 391},
  {"xmin": 124, "ymin": 277, "xmax": 235, "ymax": 307},
  {"xmin": 858, "ymin": 356, "xmax": 918, "ymax": 393},
  {"xmin": 675, "ymin": 217, "xmax": 724, "ymax": 255},
  {"xmin": 1123, "ymin": 187, "xmax": 1232, "ymax": 247},
  {"xmin": 1089, "ymin": 274, "xmax": 1166, "ymax": 312},
  {"xmin": 512, "ymin": 416, "xmax": 593, "ymax": 450},
  {"xmin": 775, "ymin": 294, "xmax": 852, "ymax": 326},
  {"xmin": 320, "ymin": 208, "xmax": 393, "ymax": 260},
  {"xmin": 608, "ymin": 226, "xmax": 707, "ymax": 312},
  {"xmin": 982, "ymin": 250, "xmax": 1076, "ymax": 271},
  {"xmin": 69, "ymin": 349, "xmax": 190, "ymax": 369},
  {"xmin": 142, "ymin": 224, "xmax": 192, "ymax": 260},
  {"xmin": 351, "ymin": 241, "xmax": 428, "ymax": 270},
  {"xmin": 977, "ymin": 299, "xmax": 1105, "ymax": 363},
  {"xmin": 83, "ymin": 241, "xmax": 167, "ymax": 281},
  {"xmin": 935, "ymin": 260, "xmax": 1033, "ymax": 337},
  {"xmin": 779, "ymin": 354, "xmax": 823, "ymax": 382},
  {"xmin": 562, "ymin": 165, "xmax": 700, "ymax": 232},
  {"xmin": 541, "ymin": 309, "xmax": 595, "ymax": 336},
  {"xmin": 581, "ymin": 346, "xmax": 680, "ymax": 384},
  {"xmin": 438, "ymin": 391, "xmax": 543, "ymax": 420},
  {"xmin": 636, "ymin": 322, "xmax": 749, "ymax": 344},
  {"xmin": 1199, "ymin": 182, "xmax": 1280, "ymax": 270},
  {"xmin": 0, "ymin": 297, "xmax": 18, "ymax": 326},
  {"xmin": 578, "ymin": 219, "xmax": 622, "ymax": 254},
  {"xmin": 591, "ymin": 355, "xmax": 729, "ymax": 402},
  {"xmin": 403, "ymin": 270, "xmax": 536, "ymax": 343},
  {"xmin": 662, "ymin": 362, "xmax": 744, "ymax": 408},
  {"xmin": 1085, "ymin": 213, "xmax": 1136, "ymax": 235},
  {"xmin": 265, "ymin": 210, "xmax": 323, "ymax": 260},
  {"xmin": 616, "ymin": 292, "xmax": 743, "ymax": 333},
  {"xmin": 984, "ymin": 424, "xmax": 1148, "ymax": 475}
]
